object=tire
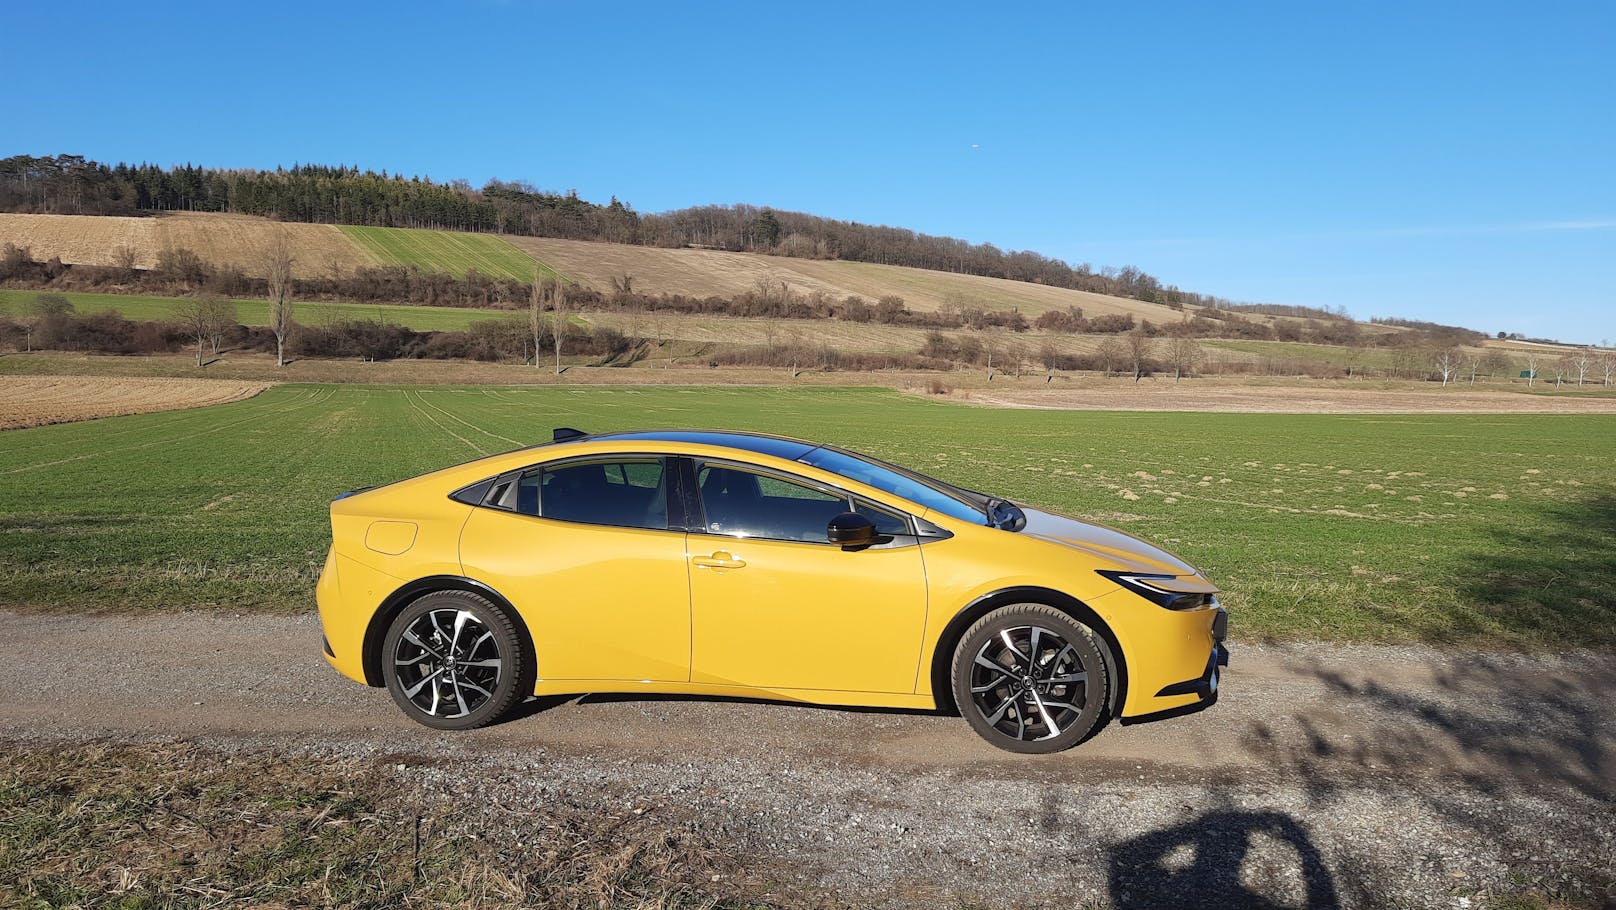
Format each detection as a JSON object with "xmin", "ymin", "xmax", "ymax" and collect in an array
[
  {"xmin": 950, "ymin": 603, "xmax": 1110, "ymax": 754},
  {"xmin": 381, "ymin": 590, "xmax": 528, "ymax": 730}
]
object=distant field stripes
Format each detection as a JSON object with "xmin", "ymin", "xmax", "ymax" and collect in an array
[
  {"xmin": 337, "ymin": 226, "xmax": 562, "ymax": 283},
  {"xmin": 0, "ymin": 290, "xmax": 517, "ymax": 333}
]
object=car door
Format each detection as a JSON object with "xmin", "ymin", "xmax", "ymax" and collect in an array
[
  {"xmin": 459, "ymin": 455, "xmax": 691, "ymax": 683},
  {"xmin": 686, "ymin": 460, "xmax": 928, "ymax": 694}
]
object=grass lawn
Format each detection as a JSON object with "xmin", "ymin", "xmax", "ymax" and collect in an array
[
  {"xmin": 0, "ymin": 289, "xmax": 519, "ymax": 332},
  {"xmin": 1, "ymin": 385, "xmax": 1610, "ymax": 647},
  {"xmin": 338, "ymin": 225, "xmax": 558, "ymax": 282}
]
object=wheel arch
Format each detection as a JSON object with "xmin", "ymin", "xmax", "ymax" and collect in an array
[
  {"xmin": 361, "ymin": 575, "xmax": 534, "ymax": 688},
  {"xmin": 927, "ymin": 586, "xmax": 1128, "ymax": 718}
]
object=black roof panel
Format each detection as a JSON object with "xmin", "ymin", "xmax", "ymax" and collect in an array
[{"xmin": 590, "ymin": 430, "xmax": 816, "ymax": 461}]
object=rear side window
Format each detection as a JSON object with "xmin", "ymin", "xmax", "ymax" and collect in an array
[{"xmin": 511, "ymin": 458, "xmax": 668, "ymax": 531}]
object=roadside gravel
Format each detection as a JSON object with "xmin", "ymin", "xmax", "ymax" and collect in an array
[{"xmin": 4, "ymin": 611, "xmax": 1611, "ymax": 909}]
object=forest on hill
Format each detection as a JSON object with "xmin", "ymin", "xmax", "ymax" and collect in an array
[{"xmin": 2, "ymin": 153, "xmax": 1242, "ymax": 312}]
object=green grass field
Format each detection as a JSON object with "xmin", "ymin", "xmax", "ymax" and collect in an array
[
  {"xmin": 338, "ymin": 226, "xmax": 559, "ymax": 282},
  {"xmin": 1, "ymin": 386, "xmax": 1611, "ymax": 647},
  {"xmin": 0, "ymin": 289, "xmax": 519, "ymax": 332}
]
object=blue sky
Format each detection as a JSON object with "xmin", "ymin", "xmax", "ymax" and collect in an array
[{"xmin": 8, "ymin": 1, "xmax": 1612, "ymax": 342}]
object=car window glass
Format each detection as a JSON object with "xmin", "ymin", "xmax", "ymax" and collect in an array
[
  {"xmin": 698, "ymin": 464, "xmax": 850, "ymax": 543},
  {"xmin": 519, "ymin": 459, "xmax": 668, "ymax": 530},
  {"xmin": 797, "ymin": 446, "xmax": 986, "ymax": 524},
  {"xmin": 852, "ymin": 496, "xmax": 911, "ymax": 536}
]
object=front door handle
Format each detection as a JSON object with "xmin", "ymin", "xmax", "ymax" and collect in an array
[{"xmin": 692, "ymin": 551, "xmax": 746, "ymax": 569}]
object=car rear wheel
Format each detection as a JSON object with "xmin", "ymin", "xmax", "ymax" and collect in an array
[
  {"xmin": 951, "ymin": 603, "xmax": 1110, "ymax": 753},
  {"xmin": 382, "ymin": 590, "xmax": 527, "ymax": 730}
]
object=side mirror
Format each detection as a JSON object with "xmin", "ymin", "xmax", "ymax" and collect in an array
[{"xmin": 827, "ymin": 512, "xmax": 876, "ymax": 549}]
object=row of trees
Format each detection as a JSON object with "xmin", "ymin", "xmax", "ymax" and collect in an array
[
  {"xmin": 1, "ymin": 154, "xmax": 1232, "ymax": 308},
  {"xmin": 7, "ymin": 291, "xmax": 1613, "ymax": 385}
]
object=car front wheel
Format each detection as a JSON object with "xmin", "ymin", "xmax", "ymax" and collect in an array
[
  {"xmin": 950, "ymin": 603, "xmax": 1110, "ymax": 753},
  {"xmin": 381, "ymin": 590, "xmax": 527, "ymax": 730}
]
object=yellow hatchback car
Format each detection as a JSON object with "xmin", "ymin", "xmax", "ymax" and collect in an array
[{"xmin": 316, "ymin": 429, "xmax": 1227, "ymax": 753}]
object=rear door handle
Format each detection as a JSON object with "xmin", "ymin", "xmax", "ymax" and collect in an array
[{"xmin": 692, "ymin": 552, "xmax": 746, "ymax": 569}]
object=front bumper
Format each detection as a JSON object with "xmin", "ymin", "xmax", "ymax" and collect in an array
[{"xmin": 1120, "ymin": 608, "xmax": 1228, "ymax": 725}]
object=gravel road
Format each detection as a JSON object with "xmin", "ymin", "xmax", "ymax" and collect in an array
[{"xmin": 5, "ymin": 611, "xmax": 1612, "ymax": 909}]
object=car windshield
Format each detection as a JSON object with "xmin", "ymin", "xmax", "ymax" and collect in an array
[{"xmin": 797, "ymin": 446, "xmax": 990, "ymax": 525}]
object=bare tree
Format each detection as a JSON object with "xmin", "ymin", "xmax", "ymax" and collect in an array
[
  {"xmin": 1166, "ymin": 335, "xmax": 1202, "ymax": 383},
  {"xmin": 1125, "ymin": 327, "xmax": 1154, "ymax": 382},
  {"xmin": 1094, "ymin": 337, "xmax": 1125, "ymax": 376},
  {"xmin": 202, "ymin": 295, "xmax": 236, "ymax": 356},
  {"xmin": 1602, "ymin": 350, "xmax": 1616, "ymax": 387},
  {"xmin": 173, "ymin": 297, "xmax": 209, "ymax": 367},
  {"xmin": 111, "ymin": 244, "xmax": 137, "ymax": 275},
  {"xmin": 1433, "ymin": 347, "xmax": 1461, "ymax": 387},
  {"xmin": 610, "ymin": 273, "xmax": 634, "ymax": 301},
  {"xmin": 1006, "ymin": 341, "xmax": 1027, "ymax": 378},
  {"xmin": 529, "ymin": 274, "xmax": 544, "ymax": 368},
  {"xmin": 1570, "ymin": 347, "xmax": 1594, "ymax": 386},
  {"xmin": 552, "ymin": 279, "xmax": 569, "ymax": 375},
  {"xmin": 263, "ymin": 230, "xmax": 295, "ymax": 367},
  {"xmin": 1522, "ymin": 351, "xmax": 1540, "ymax": 387},
  {"xmin": 1550, "ymin": 355, "xmax": 1571, "ymax": 389},
  {"xmin": 1480, "ymin": 350, "xmax": 1514, "ymax": 381}
]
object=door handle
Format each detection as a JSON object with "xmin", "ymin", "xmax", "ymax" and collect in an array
[{"xmin": 692, "ymin": 551, "xmax": 746, "ymax": 569}]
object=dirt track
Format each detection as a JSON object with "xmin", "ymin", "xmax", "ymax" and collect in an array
[
  {"xmin": 6, "ymin": 611, "xmax": 1612, "ymax": 908},
  {"xmin": 968, "ymin": 382, "xmax": 1616, "ymax": 414}
]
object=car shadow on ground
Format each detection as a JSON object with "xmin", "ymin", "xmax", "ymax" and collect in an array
[
  {"xmin": 1106, "ymin": 805, "xmax": 1340, "ymax": 910},
  {"xmin": 497, "ymin": 691, "xmax": 949, "ymax": 725}
]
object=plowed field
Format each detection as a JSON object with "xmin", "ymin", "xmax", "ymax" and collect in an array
[{"xmin": 0, "ymin": 375, "xmax": 271, "ymax": 429}]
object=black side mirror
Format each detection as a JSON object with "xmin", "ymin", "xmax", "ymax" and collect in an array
[{"xmin": 827, "ymin": 512, "xmax": 876, "ymax": 549}]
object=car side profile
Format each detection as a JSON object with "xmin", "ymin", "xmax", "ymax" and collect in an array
[{"xmin": 316, "ymin": 429, "xmax": 1227, "ymax": 753}]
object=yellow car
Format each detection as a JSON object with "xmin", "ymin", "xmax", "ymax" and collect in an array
[{"xmin": 316, "ymin": 429, "xmax": 1227, "ymax": 753}]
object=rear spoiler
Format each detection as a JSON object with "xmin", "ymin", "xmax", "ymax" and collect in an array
[{"xmin": 553, "ymin": 427, "xmax": 588, "ymax": 442}]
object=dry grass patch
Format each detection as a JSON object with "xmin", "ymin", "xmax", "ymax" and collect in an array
[
  {"xmin": 971, "ymin": 380, "xmax": 1616, "ymax": 414},
  {"xmin": 0, "ymin": 212, "xmax": 378, "ymax": 278},
  {"xmin": 156, "ymin": 212, "xmax": 377, "ymax": 279},
  {"xmin": 0, "ymin": 375, "xmax": 272, "ymax": 429},
  {"xmin": 505, "ymin": 234, "xmax": 1191, "ymax": 320},
  {"xmin": 0, "ymin": 213, "xmax": 158, "ymax": 268},
  {"xmin": 0, "ymin": 742, "xmax": 762, "ymax": 910}
]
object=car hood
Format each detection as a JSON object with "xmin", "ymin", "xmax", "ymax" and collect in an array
[{"xmin": 1019, "ymin": 507, "xmax": 1201, "ymax": 578}]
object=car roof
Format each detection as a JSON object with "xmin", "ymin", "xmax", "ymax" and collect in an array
[{"xmin": 584, "ymin": 429, "xmax": 818, "ymax": 461}]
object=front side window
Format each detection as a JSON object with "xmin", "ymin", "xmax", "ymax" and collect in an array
[
  {"xmin": 513, "ymin": 458, "xmax": 668, "ymax": 531},
  {"xmin": 797, "ymin": 446, "xmax": 987, "ymax": 524},
  {"xmin": 696, "ymin": 462, "xmax": 910, "ymax": 542}
]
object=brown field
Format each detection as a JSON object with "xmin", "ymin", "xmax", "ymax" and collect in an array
[
  {"xmin": 0, "ymin": 375, "xmax": 272, "ymax": 429},
  {"xmin": 507, "ymin": 235, "xmax": 1195, "ymax": 321},
  {"xmin": 0, "ymin": 213, "xmax": 159, "ymax": 268},
  {"xmin": 968, "ymin": 379, "xmax": 1616, "ymax": 414},
  {"xmin": 0, "ymin": 212, "xmax": 377, "ymax": 279},
  {"xmin": 5, "ymin": 352, "xmax": 1612, "ymax": 414},
  {"xmin": 5, "ymin": 214, "xmax": 1328, "ymax": 330},
  {"xmin": 155, "ymin": 212, "xmax": 377, "ymax": 279}
]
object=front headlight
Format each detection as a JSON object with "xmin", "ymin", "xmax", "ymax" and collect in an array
[{"xmin": 1097, "ymin": 570, "xmax": 1214, "ymax": 611}]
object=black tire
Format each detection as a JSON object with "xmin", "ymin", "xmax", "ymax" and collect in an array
[
  {"xmin": 950, "ymin": 603, "xmax": 1110, "ymax": 754},
  {"xmin": 381, "ymin": 590, "xmax": 528, "ymax": 730}
]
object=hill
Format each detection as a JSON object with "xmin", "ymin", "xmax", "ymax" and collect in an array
[{"xmin": 1, "ymin": 212, "xmax": 1200, "ymax": 323}]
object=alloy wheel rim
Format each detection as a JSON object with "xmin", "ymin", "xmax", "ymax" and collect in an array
[
  {"xmin": 393, "ymin": 608, "xmax": 503, "ymax": 718},
  {"xmin": 968, "ymin": 625, "xmax": 1089, "ymax": 742}
]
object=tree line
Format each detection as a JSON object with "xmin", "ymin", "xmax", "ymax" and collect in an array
[
  {"xmin": 9, "ymin": 289, "xmax": 1610, "ymax": 387},
  {"xmin": 3, "ymin": 153, "xmax": 1243, "ymax": 309}
]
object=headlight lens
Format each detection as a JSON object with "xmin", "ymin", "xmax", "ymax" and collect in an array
[{"xmin": 1097, "ymin": 571, "xmax": 1213, "ymax": 610}]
